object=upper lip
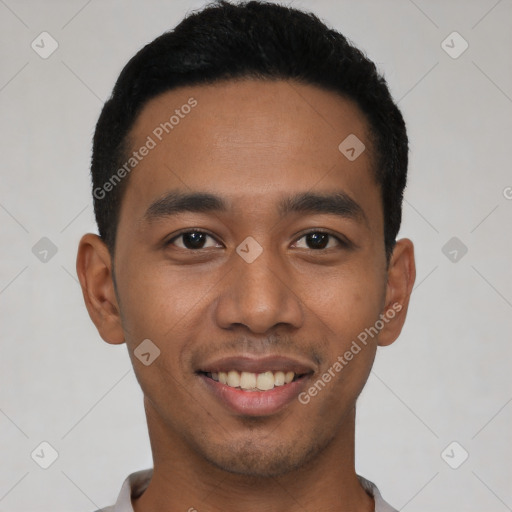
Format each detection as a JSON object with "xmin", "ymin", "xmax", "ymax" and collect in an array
[{"xmin": 198, "ymin": 355, "xmax": 316, "ymax": 375}]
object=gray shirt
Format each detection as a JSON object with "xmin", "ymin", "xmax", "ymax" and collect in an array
[{"xmin": 95, "ymin": 468, "xmax": 398, "ymax": 512}]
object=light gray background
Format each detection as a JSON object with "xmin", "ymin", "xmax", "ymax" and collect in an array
[{"xmin": 1, "ymin": 0, "xmax": 511, "ymax": 511}]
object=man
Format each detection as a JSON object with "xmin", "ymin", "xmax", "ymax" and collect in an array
[{"xmin": 76, "ymin": 1, "xmax": 415, "ymax": 510}]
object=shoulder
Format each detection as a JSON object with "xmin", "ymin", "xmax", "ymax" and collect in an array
[{"xmin": 357, "ymin": 474, "xmax": 399, "ymax": 512}]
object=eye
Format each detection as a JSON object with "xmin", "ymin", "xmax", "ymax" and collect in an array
[
  {"xmin": 294, "ymin": 230, "xmax": 347, "ymax": 250},
  {"xmin": 166, "ymin": 230, "xmax": 222, "ymax": 250}
]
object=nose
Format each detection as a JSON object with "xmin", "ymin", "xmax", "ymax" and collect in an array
[{"xmin": 214, "ymin": 243, "xmax": 304, "ymax": 334}]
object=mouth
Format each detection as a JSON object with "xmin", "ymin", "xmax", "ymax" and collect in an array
[
  {"xmin": 199, "ymin": 369, "xmax": 306, "ymax": 391},
  {"xmin": 196, "ymin": 355, "xmax": 315, "ymax": 416}
]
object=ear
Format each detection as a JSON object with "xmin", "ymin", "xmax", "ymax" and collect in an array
[
  {"xmin": 76, "ymin": 233, "xmax": 125, "ymax": 345},
  {"xmin": 377, "ymin": 238, "xmax": 416, "ymax": 347}
]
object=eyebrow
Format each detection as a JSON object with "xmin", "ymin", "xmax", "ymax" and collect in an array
[
  {"xmin": 280, "ymin": 191, "xmax": 368, "ymax": 227},
  {"xmin": 142, "ymin": 189, "xmax": 368, "ymax": 227},
  {"xmin": 143, "ymin": 191, "xmax": 227, "ymax": 220}
]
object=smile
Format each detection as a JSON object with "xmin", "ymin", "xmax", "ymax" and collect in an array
[{"xmin": 203, "ymin": 370, "xmax": 302, "ymax": 391}]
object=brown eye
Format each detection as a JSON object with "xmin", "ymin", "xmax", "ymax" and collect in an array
[
  {"xmin": 294, "ymin": 231, "xmax": 346, "ymax": 250},
  {"xmin": 167, "ymin": 230, "xmax": 221, "ymax": 250}
]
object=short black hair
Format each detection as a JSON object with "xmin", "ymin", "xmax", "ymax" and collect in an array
[{"xmin": 91, "ymin": 0, "xmax": 408, "ymax": 263}]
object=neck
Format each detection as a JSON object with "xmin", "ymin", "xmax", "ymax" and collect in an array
[{"xmin": 132, "ymin": 400, "xmax": 374, "ymax": 512}]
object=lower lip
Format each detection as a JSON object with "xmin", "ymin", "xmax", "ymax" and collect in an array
[{"xmin": 199, "ymin": 374, "xmax": 310, "ymax": 416}]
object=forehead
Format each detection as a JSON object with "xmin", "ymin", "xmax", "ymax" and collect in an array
[{"xmin": 118, "ymin": 79, "xmax": 381, "ymax": 231}]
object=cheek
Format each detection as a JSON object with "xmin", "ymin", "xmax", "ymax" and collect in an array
[
  {"xmin": 305, "ymin": 263, "xmax": 385, "ymax": 344},
  {"xmin": 116, "ymin": 261, "xmax": 217, "ymax": 387},
  {"xmin": 305, "ymin": 275, "xmax": 382, "ymax": 409},
  {"xmin": 118, "ymin": 262, "xmax": 213, "ymax": 336},
  {"xmin": 116, "ymin": 266, "xmax": 200, "ymax": 408}
]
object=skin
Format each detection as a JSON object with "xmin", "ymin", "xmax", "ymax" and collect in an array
[{"xmin": 76, "ymin": 79, "xmax": 415, "ymax": 512}]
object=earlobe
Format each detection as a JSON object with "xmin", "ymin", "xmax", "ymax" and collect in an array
[
  {"xmin": 378, "ymin": 238, "xmax": 416, "ymax": 347},
  {"xmin": 76, "ymin": 233, "xmax": 125, "ymax": 345}
]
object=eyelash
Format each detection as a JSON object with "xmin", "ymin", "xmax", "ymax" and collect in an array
[{"xmin": 165, "ymin": 229, "xmax": 349, "ymax": 250}]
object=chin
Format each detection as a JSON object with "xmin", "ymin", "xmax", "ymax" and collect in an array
[{"xmin": 197, "ymin": 430, "xmax": 334, "ymax": 478}]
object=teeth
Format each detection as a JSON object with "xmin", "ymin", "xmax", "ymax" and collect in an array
[
  {"xmin": 212, "ymin": 370, "xmax": 298, "ymax": 391},
  {"xmin": 274, "ymin": 371, "xmax": 285, "ymax": 386},
  {"xmin": 256, "ymin": 371, "xmax": 274, "ymax": 391},
  {"xmin": 227, "ymin": 370, "xmax": 240, "ymax": 388},
  {"xmin": 240, "ymin": 371, "xmax": 257, "ymax": 390}
]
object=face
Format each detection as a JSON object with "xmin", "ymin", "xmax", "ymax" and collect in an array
[{"xmin": 78, "ymin": 79, "xmax": 415, "ymax": 478}]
